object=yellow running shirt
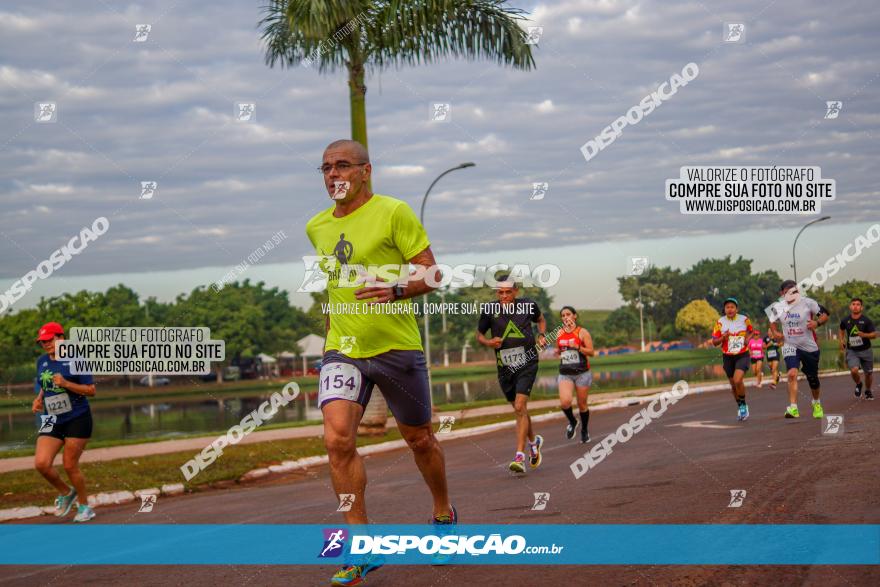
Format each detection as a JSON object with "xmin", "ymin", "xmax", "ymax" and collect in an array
[{"xmin": 306, "ymin": 194, "xmax": 429, "ymax": 358}]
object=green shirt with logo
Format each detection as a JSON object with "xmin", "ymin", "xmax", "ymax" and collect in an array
[{"xmin": 306, "ymin": 194, "xmax": 429, "ymax": 358}]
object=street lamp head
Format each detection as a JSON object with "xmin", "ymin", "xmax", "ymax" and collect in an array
[{"xmin": 458, "ymin": 162, "xmax": 476, "ymax": 169}]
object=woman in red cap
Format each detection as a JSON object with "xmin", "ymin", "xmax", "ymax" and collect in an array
[{"xmin": 32, "ymin": 322, "xmax": 97, "ymax": 522}]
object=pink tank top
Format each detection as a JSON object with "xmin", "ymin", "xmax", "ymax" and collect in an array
[{"xmin": 748, "ymin": 338, "xmax": 763, "ymax": 359}]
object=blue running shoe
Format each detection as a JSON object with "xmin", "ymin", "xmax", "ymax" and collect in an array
[
  {"xmin": 431, "ymin": 505, "xmax": 458, "ymax": 565},
  {"xmin": 54, "ymin": 488, "xmax": 77, "ymax": 517},
  {"xmin": 737, "ymin": 403, "xmax": 749, "ymax": 421}
]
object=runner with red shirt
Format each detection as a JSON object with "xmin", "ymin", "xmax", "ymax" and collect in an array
[
  {"xmin": 555, "ymin": 306, "xmax": 595, "ymax": 443},
  {"xmin": 711, "ymin": 297, "xmax": 753, "ymax": 421}
]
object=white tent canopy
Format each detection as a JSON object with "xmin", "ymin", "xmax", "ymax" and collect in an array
[
  {"xmin": 279, "ymin": 334, "xmax": 325, "ymax": 373},
  {"xmin": 297, "ymin": 334, "xmax": 325, "ymax": 357},
  {"xmin": 257, "ymin": 352, "xmax": 277, "ymax": 363}
]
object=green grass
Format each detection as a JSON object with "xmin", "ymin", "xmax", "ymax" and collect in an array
[{"xmin": 0, "ymin": 409, "xmax": 555, "ymax": 510}]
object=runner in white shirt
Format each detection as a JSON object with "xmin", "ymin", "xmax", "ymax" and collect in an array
[{"xmin": 766, "ymin": 280, "xmax": 829, "ymax": 419}]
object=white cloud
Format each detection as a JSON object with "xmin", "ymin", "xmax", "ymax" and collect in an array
[
  {"xmin": 197, "ymin": 227, "xmax": 227, "ymax": 236},
  {"xmin": 0, "ymin": 12, "xmax": 39, "ymax": 31},
  {"xmin": 455, "ymin": 134, "xmax": 508, "ymax": 153},
  {"xmin": 381, "ymin": 165, "xmax": 426, "ymax": 176},
  {"xmin": 535, "ymin": 99, "xmax": 555, "ymax": 113},
  {"xmin": 0, "ymin": 65, "xmax": 101, "ymax": 98},
  {"xmin": 669, "ymin": 125, "xmax": 717, "ymax": 138},
  {"xmin": 109, "ymin": 235, "xmax": 162, "ymax": 246},
  {"xmin": 28, "ymin": 183, "xmax": 74, "ymax": 194},
  {"xmin": 202, "ymin": 179, "xmax": 251, "ymax": 191}
]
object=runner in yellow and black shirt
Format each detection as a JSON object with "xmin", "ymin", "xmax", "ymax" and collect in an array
[{"xmin": 306, "ymin": 140, "xmax": 455, "ymax": 585}]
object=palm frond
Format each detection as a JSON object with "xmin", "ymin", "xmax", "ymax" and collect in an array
[
  {"xmin": 366, "ymin": 0, "xmax": 535, "ymax": 71},
  {"xmin": 259, "ymin": 0, "xmax": 535, "ymax": 72},
  {"xmin": 259, "ymin": 0, "xmax": 370, "ymax": 70}
]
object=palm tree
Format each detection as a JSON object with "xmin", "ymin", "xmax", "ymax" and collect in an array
[
  {"xmin": 260, "ymin": 0, "xmax": 535, "ymax": 433},
  {"xmin": 260, "ymin": 0, "xmax": 535, "ymax": 150}
]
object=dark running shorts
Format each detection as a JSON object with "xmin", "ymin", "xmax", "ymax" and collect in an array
[
  {"xmin": 498, "ymin": 361, "xmax": 539, "ymax": 402},
  {"xmin": 750, "ymin": 357, "xmax": 763, "ymax": 365},
  {"xmin": 846, "ymin": 347, "xmax": 873, "ymax": 373},
  {"xmin": 783, "ymin": 347, "xmax": 820, "ymax": 378},
  {"xmin": 320, "ymin": 350, "xmax": 432, "ymax": 426},
  {"xmin": 37, "ymin": 411, "xmax": 92, "ymax": 440},
  {"xmin": 722, "ymin": 353, "xmax": 751, "ymax": 379}
]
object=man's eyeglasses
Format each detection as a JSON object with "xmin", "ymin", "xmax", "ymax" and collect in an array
[{"xmin": 318, "ymin": 162, "xmax": 368, "ymax": 175}]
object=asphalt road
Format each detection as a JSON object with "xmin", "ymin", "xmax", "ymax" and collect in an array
[{"xmin": 2, "ymin": 374, "xmax": 878, "ymax": 586}]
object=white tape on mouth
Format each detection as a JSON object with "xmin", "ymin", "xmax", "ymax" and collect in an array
[{"xmin": 332, "ymin": 181, "xmax": 350, "ymax": 200}]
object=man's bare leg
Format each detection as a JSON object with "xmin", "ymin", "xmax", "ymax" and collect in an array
[
  {"xmin": 397, "ymin": 421, "xmax": 452, "ymax": 518},
  {"xmin": 322, "ymin": 400, "xmax": 368, "ymax": 524},
  {"xmin": 512, "ymin": 394, "xmax": 534, "ymax": 453},
  {"xmin": 787, "ymin": 367, "xmax": 799, "ymax": 405}
]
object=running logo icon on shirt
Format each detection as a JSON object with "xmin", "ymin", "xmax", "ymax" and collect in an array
[
  {"xmin": 319, "ymin": 528, "xmax": 348, "ymax": 558},
  {"xmin": 502, "ymin": 321, "xmax": 525, "ymax": 340},
  {"xmin": 333, "ymin": 233, "xmax": 354, "ymax": 264}
]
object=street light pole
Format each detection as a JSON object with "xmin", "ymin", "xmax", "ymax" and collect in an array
[
  {"xmin": 419, "ymin": 163, "xmax": 476, "ymax": 390},
  {"xmin": 638, "ymin": 286, "xmax": 646, "ymax": 353},
  {"xmin": 792, "ymin": 216, "xmax": 830, "ymax": 282}
]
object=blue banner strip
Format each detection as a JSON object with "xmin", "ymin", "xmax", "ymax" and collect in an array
[{"xmin": 0, "ymin": 525, "xmax": 877, "ymax": 565}]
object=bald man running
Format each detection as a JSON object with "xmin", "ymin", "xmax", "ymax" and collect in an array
[{"xmin": 306, "ymin": 140, "xmax": 456, "ymax": 586}]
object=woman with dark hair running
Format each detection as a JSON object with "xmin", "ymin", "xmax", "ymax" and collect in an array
[{"xmin": 556, "ymin": 306, "xmax": 595, "ymax": 443}]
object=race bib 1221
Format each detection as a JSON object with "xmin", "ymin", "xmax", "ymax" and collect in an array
[{"xmin": 44, "ymin": 393, "xmax": 72, "ymax": 416}]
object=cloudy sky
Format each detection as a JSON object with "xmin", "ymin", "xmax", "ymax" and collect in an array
[{"xmin": 1, "ymin": 0, "xmax": 878, "ymax": 310}]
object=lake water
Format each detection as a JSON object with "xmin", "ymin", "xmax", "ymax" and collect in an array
[{"xmin": 0, "ymin": 352, "xmax": 850, "ymax": 452}]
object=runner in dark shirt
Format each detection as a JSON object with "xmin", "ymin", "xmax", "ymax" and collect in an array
[
  {"xmin": 839, "ymin": 297, "xmax": 876, "ymax": 399},
  {"xmin": 32, "ymin": 322, "xmax": 97, "ymax": 522},
  {"xmin": 476, "ymin": 275, "xmax": 547, "ymax": 474}
]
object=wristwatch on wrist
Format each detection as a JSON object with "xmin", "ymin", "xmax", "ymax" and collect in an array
[{"xmin": 391, "ymin": 285, "xmax": 406, "ymax": 301}]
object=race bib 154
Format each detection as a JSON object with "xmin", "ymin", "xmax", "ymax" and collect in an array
[{"xmin": 318, "ymin": 363, "xmax": 363, "ymax": 404}]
